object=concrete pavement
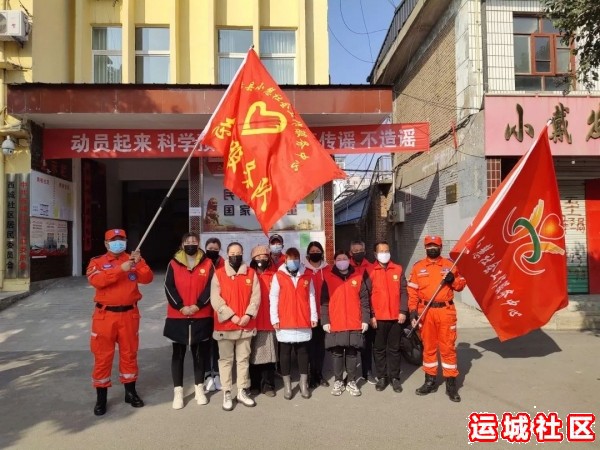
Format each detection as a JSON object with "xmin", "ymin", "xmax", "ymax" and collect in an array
[{"xmin": 0, "ymin": 275, "xmax": 599, "ymax": 449}]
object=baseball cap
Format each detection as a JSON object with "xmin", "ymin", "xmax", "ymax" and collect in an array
[
  {"xmin": 105, "ymin": 229, "xmax": 127, "ymax": 240},
  {"xmin": 269, "ymin": 234, "xmax": 284, "ymax": 244},
  {"xmin": 424, "ymin": 235, "xmax": 442, "ymax": 246},
  {"xmin": 251, "ymin": 245, "xmax": 270, "ymax": 259}
]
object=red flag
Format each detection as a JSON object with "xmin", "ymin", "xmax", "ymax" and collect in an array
[
  {"xmin": 450, "ymin": 124, "xmax": 567, "ymax": 341},
  {"xmin": 199, "ymin": 49, "xmax": 346, "ymax": 234}
]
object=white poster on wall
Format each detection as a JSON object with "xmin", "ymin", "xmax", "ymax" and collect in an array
[
  {"xmin": 201, "ymin": 159, "xmax": 323, "ymax": 233},
  {"xmin": 30, "ymin": 217, "xmax": 69, "ymax": 257},
  {"xmin": 30, "ymin": 170, "xmax": 73, "ymax": 221}
]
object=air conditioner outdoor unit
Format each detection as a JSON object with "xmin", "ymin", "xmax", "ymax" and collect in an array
[
  {"xmin": 387, "ymin": 202, "xmax": 405, "ymax": 223},
  {"xmin": 0, "ymin": 10, "xmax": 30, "ymax": 41}
]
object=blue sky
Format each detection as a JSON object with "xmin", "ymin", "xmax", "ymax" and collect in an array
[{"xmin": 328, "ymin": 0, "xmax": 398, "ymax": 84}]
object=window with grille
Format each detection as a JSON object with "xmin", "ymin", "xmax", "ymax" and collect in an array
[{"xmin": 513, "ymin": 16, "xmax": 573, "ymax": 91}]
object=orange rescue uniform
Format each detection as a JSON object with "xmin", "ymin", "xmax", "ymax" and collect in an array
[
  {"xmin": 407, "ymin": 256, "xmax": 466, "ymax": 378},
  {"xmin": 87, "ymin": 252, "xmax": 154, "ymax": 388}
]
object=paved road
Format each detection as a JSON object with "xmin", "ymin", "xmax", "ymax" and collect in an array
[{"xmin": 0, "ymin": 276, "xmax": 598, "ymax": 449}]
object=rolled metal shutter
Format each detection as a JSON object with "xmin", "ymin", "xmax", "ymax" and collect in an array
[{"xmin": 558, "ymin": 179, "xmax": 588, "ymax": 294}]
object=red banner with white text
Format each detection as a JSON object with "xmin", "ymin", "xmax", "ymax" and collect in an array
[{"xmin": 42, "ymin": 123, "xmax": 429, "ymax": 159}]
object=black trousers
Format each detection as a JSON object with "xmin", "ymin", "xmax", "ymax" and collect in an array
[
  {"xmin": 373, "ymin": 320, "xmax": 403, "ymax": 379},
  {"xmin": 171, "ymin": 341, "xmax": 210, "ymax": 387},
  {"xmin": 309, "ymin": 322, "xmax": 326, "ymax": 379},
  {"xmin": 331, "ymin": 346, "xmax": 358, "ymax": 382},
  {"xmin": 203, "ymin": 337, "xmax": 220, "ymax": 377},
  {"xmin": 279, "ymin": 342, "xmax": 310, "ymax": 376},
  {"xmin": 249, "ymin": 363, "xmax": 276, "ymax": 389},
  {"xmin": 360, "ymin": 327, "xmax": 375, "ymax": 377}
]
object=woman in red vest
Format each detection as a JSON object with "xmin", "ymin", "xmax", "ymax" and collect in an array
[
  {"xmin": 203, "ymin": 237, "xmax": 223, "ymax": 393},
  {"xmin": 270, "ymin": 247, "xmax": 317, "ymax": 400},
  {"xmin": 210, "ymin": 242, "xmax": 261, "ymax": 411},
  {"xmin": 163, "ymin": 232, "xmax": 214, "ymax": 409},
  {"xmin": 248, "ymin": 245, "xmax": 277, "ymax": 397},
  {"xmin": 321, "ymin": 250, "xmax": 370, "ymax": 397},
  {"xmin": 304, "ymin": 241, "xmax": 330, "ymax": 388}
]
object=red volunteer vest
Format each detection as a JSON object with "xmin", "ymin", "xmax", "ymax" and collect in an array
[
  {"xmin": 307, "ymin": 265, "xmax": 329, "ymax": 318},
  {"xmin": 276, "ymin": 271, "xmax": 312, "ymax": 329},
  {"xmin": 255, "ymin": 268, "xmax": 276, "ymax": 331},
  {"xmin": 213, "ymin": 267, "xmax": 257, "ymax": 332},
  {"xmin": 367, "ymin": 261, "xmax": 403, "ymax": 320},
  {"xmin": 166, "ymin": 257, "xmax": 214, "ymax": 319},
  {"xmin": 323, "ymin": 270, "xmax": 363, "ymax": 332}
]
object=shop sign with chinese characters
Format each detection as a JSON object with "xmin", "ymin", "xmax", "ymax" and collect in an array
[
  {"xmin": 485, "ymin": 96, "xmax": 600, "ymax": 156},
  {"xmin": 42, "ymin": 123, "xmax": 430, "ymax": 159},
  {"xmin": 5, "ymin": 173, "xmax": 30, "ymax": 279}
]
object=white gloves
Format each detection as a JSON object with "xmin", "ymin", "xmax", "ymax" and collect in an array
[
  {"xmin": 361, "ymin": 323, "xmax": 369, "ymax": 333},
  {"xmin": 323, "ymin": 324, "xmax": 331, "ymax": 333}
]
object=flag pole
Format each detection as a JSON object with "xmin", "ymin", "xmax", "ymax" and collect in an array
[
  {"xmin": 133, "ymin": 136, "xmax": 204, "ymax": 253},
  {"xmin": 407, "ymin": 246, "xmax": 468, "ymax": 338}
]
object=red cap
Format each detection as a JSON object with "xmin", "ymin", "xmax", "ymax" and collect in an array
[
  {"xmin": 105, "ymin": 229, "xmax": 127, "ymax": 240},
  {"xmin": 424, "ymin": 235, "xmax": 442, "ymax": 246}
]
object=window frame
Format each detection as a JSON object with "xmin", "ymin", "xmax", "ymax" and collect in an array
[
  {"xmin": 135, "ymin": 26, "xmax": 170, "ymax": 84},
  {"xmin": 513, "ymin": 15, "xmax": 575, "ymax": 91},
  {"xmin": 259, "ymin": 29, "xmax": 296, "ymax": 84},
  {"xmin": 91, "ymin": 26, "xmax": 123, "ymax": 84},
  {"xmin": 217, "ymin": 28, "xmax": 253, "ymax": 84}
]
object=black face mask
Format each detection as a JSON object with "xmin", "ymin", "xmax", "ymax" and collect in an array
[
  {"xmin": 426, "ymin": 248, "xmax": 441, "ymax": 259},
  {"xmin": 205, "ymin": 250, "xmax": 220, "ymax": 262},
  {"xmin": 352, "ymin": 252, "xmax": 365, "ymax": 263},
  {"xmin": 183, "ymin": 245, "xmax": 198, "ymax": 256},
  {"xmin": 228, "ymin": 255, "xmax": 243, "ymax": 271},
  {"xmin": 308, "ymin": 253, "xmax": 323, "ymax": 263}
]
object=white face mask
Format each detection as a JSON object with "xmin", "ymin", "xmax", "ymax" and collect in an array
[
  {"xmin": 376, "ymin": 252, "xmax": 391, "ymax": 264},
  {"xmin": 335, "ymin": 260, "xmax": 350, "ymax": 271}
]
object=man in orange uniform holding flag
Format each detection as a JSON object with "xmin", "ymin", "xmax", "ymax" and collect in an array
[
  {"xmin": 408, "ymin": 235, "xmax": 466, "ymax": 402},
  {"xmin": 87, "ymin": 228, "xmax": 154, "ymax": 416}
]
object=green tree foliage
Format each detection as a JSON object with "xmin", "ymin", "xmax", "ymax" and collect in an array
[{"xmin": 541, "ymin": 0, "xmax": 600, "ymax": 90}]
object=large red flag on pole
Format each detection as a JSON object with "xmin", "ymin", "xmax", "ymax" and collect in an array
[
  {"xmin": 450, "ymin": 124, "xmax": 567, "ymax": 341},
  {"xmin": 199, "ymin": 49, "xmax": 346, "ymax": 234}
]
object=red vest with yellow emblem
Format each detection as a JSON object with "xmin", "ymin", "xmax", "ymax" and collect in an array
[
  {"xmin": 367, "ymin": 261, "xmax": 403, "ymax": 320},
  {"xmin": 213, "ymin": 266, "xmax": 257, "ymax": 332},
  {"xmin": 276, "ymin": 271, "xmax": 312, "ymax": 329},
  {"xmin": 323, "ymin": 269, "xmax": 363, "ymax": 332}
]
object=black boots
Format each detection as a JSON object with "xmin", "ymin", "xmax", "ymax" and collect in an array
[
  {"xmin": 375, "ymin": 376, "xmax": 389, "ymax": 391},
  {"xmin": 415, "ymin": 374, "xmax": 438, "ymax": 395},
  {"xmin": 124, "ymin": 381, "xmax": 144, "ymax": 408},
  {"xmin": 445, "ymin": 377, "xmax": 461, "ymax": 402},
  {"xmin": 93, "ymin": 387, "xmax": 107, "ymax": 416}
]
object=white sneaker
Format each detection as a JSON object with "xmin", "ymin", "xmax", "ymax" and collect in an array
[
  {"xmin": 222, "ymin": 391, "xmax": 233, "ymax": 411},
  {"xmin": 213, "ymin": 375, "xmax": 222, "ymax": 391},
  {"xmin": 331, "ymin": 380, "xmax": 345, "ymax": 396},
  {"xmin": 172, "ymin": 386, "xmax": 184, "ymax": 410},
  {"xmin": 204, "ymin": 376, "xmax": 216, "ymax": 392},
  {"xmin": 195, "ymin": 384, "xmax": 208, "ymax": 405},
  {"xmin": 347, "ymin": 381, "xmax": 362, "ymax": 397},
  {"xmin": 236, "ymin": 388, "xmax": 256, "ymax": 407}
]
